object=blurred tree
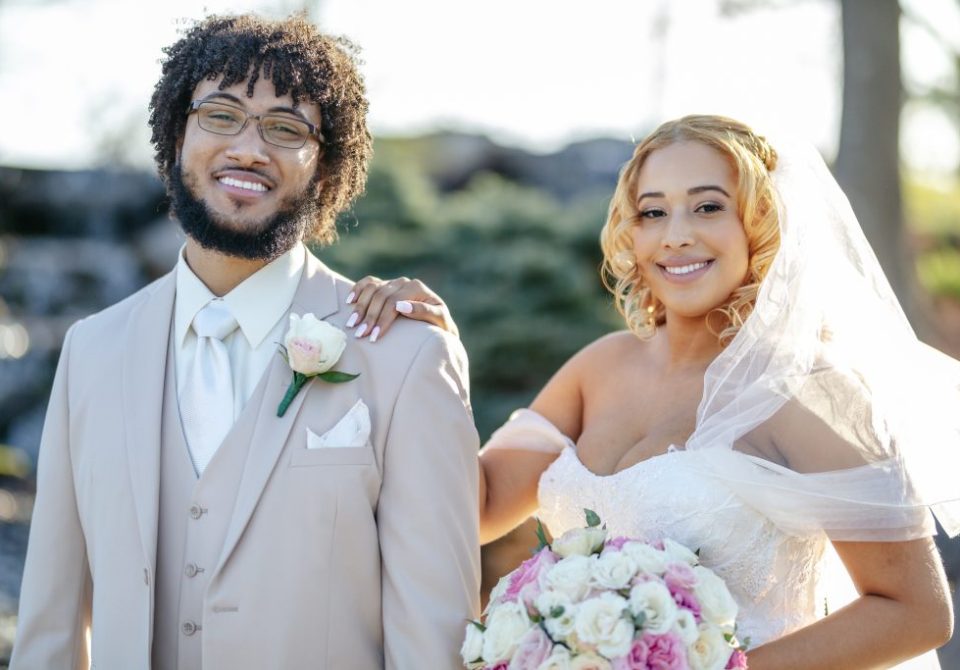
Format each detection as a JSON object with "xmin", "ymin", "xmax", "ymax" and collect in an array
[
  {"xmin": 324, "ymin": 140, "xmax": 621, "ymax": 439},
  {"xmin": 833, "ymin": 0, "xmax": 908, "ymax": 310},
  {"xmin": 720, "ymin": 0, "xmax": 933, "ymax": 318}
]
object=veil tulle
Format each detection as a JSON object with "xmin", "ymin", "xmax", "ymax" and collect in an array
[{"xmin": 686, "ymin": 135, "xmax": 960, "ymax": 541}]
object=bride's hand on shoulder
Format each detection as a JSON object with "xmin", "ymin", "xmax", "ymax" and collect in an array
[{"xmin": 345, "ymin": 276, "xmax": 458, "ymax": 341}]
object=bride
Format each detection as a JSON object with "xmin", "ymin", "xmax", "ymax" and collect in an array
[{"xmin": 347, "ymin": 115, "xmax": 960, "ymax": 668}]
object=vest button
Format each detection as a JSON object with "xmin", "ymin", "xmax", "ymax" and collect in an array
[
  {"xmin": 189, "ymin": 504, "xmax": 203, "ymax": 519},
  {"xmin": 181, "ymin": 620, "xmax": 199, "ymax": 636},
  {"xmin": 184, "ymin": 563, "xmax": 199, "ymax": 578}
]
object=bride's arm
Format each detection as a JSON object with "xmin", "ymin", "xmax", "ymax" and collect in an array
[
  {"xmin": 746, "ymin": 537, "xmax": 951, "ymax": 669},
  {"xmin": 479, "ymin": 355, "xmax": 585, "ymax": 544}
]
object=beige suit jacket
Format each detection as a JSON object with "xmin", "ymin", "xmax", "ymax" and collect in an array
[{"xmin": 11, "ymin": 251, "xmax": 481, "ymax": 669}]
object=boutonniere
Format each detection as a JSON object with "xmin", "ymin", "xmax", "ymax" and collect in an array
[{"xmin": 277, "ymin": 313, "xmax": 359, "ymax": 417}]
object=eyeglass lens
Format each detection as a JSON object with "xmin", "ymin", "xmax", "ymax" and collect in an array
[{"xmin": 196, "ymin": 102, "xmax": 311, "ymax": 148}]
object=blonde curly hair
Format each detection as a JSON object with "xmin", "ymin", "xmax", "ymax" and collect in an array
[{"xmin": 600, "ymin": 115, "xmax": 781, "ymax": 344}]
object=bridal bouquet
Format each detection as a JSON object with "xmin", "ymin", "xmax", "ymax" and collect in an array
[{"xmin": 462, "ymin": 511, "xmax": 748, "ymax": 670}]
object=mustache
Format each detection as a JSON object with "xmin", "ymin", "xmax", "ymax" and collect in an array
[{"xmin": 212, "ymin": 166, "xmax": 273, "ymax": 181}]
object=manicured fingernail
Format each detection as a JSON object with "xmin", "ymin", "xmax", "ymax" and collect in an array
[
  {"xmin": 346, "ymin": 292, "xmax": 355, "ymax": 304},
  {"xmin": 370, "ymin": 326, "xmax": 381, "ymax": 343},
  {"xmin": 395, "ymin": 301, "xmax": 413, "ymax": 314},
  {"xmin": 346, "ymin": 313, "xmax": 359, "ymax": 328},
  {"xmin": 355, "ymin": 323, "xmax": 368, "ymax": 338}
]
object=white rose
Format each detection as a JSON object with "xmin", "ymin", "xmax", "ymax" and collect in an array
[
  {"xmin": 573, "ymin": 592, "xmax": 634, "ymax": 659},
  {"xmin": 541, "ymin": 555, "xmax": 596, "ymax": 603},
  {"xmin": 553, "ymin": 526, "xmax": 607, "ymax": 558},
  {"xmin": 482, "ymin": 601, "xmax": 532, "ymax": 664},
  {"xmin": 692, "ymin": 566, "xmax": 738, "ymax": 629},
  {"xmin": 628, "ymin": 580, "xmax": 678, "ymax": 635},
  {"xmin": 486, "ymin": 574, "xmax": 511, "ymax": 613},
  {"xmin": 673, "ymin": 608, "xmax": 700, "ymax": 645},
  {"xmin": 460, "ymin": 622, "xmax": 484, "ymax": 665},
  {"xmin": 535, "ymin": 590, "xmax": 574, "ymax": 618},
  {"xmin": 537, "ymin": 645, "xmax": 573, "ymax": 670},
  {"xmin": 284, "ymin": 313, "xmax": 347, "ymax": 375},
  {"xmin": 620, "ymin": 541, "xmax": 669, "ymax": 576},
  {"xmin": 591, "ymin": 550, "xmax": 638, "ymax": 590},
  {"xmin": 661, "ymin": 538, "xmax": 700, "ymax": 566},
  {"xmin": 535, "ymin": 591, "xmax": 577, "ymax": 640},
  {"xmin": 688, "ymin": 624, "xmax": 735, "ymax": 670},
  {"xmin": 569, "ymin": 652, "xmax": 612, "ymax": 670}
]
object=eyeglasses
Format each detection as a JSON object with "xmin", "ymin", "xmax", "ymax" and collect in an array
[{"xmin": 186, "ymin": 100, "xmax": 324, "ymax": 149}]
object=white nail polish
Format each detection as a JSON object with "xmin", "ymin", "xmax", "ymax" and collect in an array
[
  {"xmin": 346, "ymin": 313, "xmax": 359, "ymax": 328},
  {"xmin": 346, "ymin": 292, "xmax": 355, "ymax": 304},
  {"xmin": 355, "ymin": 323, "xmax": 368, "ymax": 338},
  {"xmin": 370, "ymin": 326, "xmax": 381, "ymax": 343},
  {"xmin": 395, "ymin": 301, "xmax": 413, "ymax": 314}
]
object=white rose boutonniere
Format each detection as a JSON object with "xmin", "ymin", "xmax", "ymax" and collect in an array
[{"xmin": 277, "ymin": 313, "xmax": 358, "ymax": 416}]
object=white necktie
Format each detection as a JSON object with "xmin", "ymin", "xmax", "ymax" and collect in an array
[{"xmin": 181, "ymin": 300, "xmax": 238, "ymax": 475}]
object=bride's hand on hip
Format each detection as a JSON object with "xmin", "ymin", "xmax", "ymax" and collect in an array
[{"xmin": 345, "ymin": 276, "xmax": 458, "ymax": 341}]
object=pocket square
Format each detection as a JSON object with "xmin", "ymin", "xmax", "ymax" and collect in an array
[{"xmin": 306, "ymin": 399, "xmax": 371, "ymax": 449}]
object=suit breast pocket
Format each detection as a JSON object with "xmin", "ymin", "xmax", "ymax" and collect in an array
[{"xmin": 289, "ymin": 443, "xmax": 374, "ymax": 467}]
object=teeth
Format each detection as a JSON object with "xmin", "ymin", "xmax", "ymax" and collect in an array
[
  {"xmin": 219, "ymin": 177, "xmax": 268, "ymax": 192},
  {"xmin": 663, "ymin": 261, "xmax": 709, "ymax": 275}
]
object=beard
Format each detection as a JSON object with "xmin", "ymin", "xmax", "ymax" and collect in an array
[{"xmin": 170, "ymin": 164, "xmax": 319, "ymax": 262}]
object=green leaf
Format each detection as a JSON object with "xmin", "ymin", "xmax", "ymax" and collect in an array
[
  {"xmin": 468, "ymin": 619, "xmax": 486, "ymax": 632},
  {"xmin": 633, "ymin": 611, "xmax": 646, "ymax": 628},
  {"xmin": 549, "ymin": 606, "xmax": 565, "ymax": 618},
  {"xmin": 318, "ymin": 370, "xmax": 361, "ymax": 383},
  {"xmin": 584, "ymin": 509, "xmax": 601, "ymax": 527},
  {"xmin": 534, "ymin": 518, "xmax": 549, "ymax": 551}
]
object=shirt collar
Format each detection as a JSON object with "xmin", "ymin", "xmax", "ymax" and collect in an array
[{"xmin": 175, "ymin": 242, "xmax": 306, "ymax": 349}]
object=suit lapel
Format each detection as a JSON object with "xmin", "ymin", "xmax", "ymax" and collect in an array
[
  {"xmin": 214, "ymin": 252, "xmax": 341, "ymax": 574},
  {"xmin": 122, "ymin": 271, "xmax": 176, "ymax": 577}
]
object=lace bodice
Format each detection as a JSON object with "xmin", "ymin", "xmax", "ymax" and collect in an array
[{"xmin": 538, "ymin": 446, "xmax": 827, "ymax": 646}]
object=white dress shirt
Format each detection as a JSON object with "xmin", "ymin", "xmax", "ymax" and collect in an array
[{"xmin": 174, "ymin": 243, "xmax": 306, "ymax": 419}]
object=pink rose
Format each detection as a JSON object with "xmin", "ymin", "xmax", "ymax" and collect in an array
[
  {"xmin": 664, "ymin": 563, "xmax": 697, "ymax": 591},
  {"xmin": 725, "ymin": 649, "xmax": 748, "ymax": 669},
  {"xmin": 664, "ymin": 564, "xmax": 701, "ymax": 620},
  {"xmin": 670, "ymin": 587, "xmax": 701, "ymax": 621},
  {"xmin": 645, "ymin": 632, "xmax": 689, "ymax": 670},
  {"xmin": 508, "ymin": 627, "xmax": 554, "ymax": 669},
  {"xmin": 503, "ymin": 549, "xmax": 558, "ymax": 608},
  {"xmin": 604, "ymin": 536, "xmax": 632, "ymax": 552},
  {"xmin": 611, "ymin": 638, "xmax": 650, "ymax": 669},
  {"xmin": 488, "ymin": 663, "xmax": 509, "ymax": 670}
]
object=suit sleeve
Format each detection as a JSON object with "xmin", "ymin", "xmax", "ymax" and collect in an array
[
  {"xmin": 379, "ymin": 328, "xmax": 481, "ymax": 670},
  {"xmin": 11, "ymin": 324, "xmax": 92, "ymax": 670}
]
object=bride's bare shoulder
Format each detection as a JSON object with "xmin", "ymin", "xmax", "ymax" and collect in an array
[{"xmin": 573, "ymin": 330, "xmax": 651, "ymax": 367}]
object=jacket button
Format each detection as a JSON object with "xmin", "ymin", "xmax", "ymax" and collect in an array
[
  {"xmin": 189, "ymin": 504, "xmax": 204, "ymax": 519},
  {"xmin": 182, "ymin": 620, "xmax": 199, "ymax": 636},
  {"xmin": 184, "ymin": 563, "xmax": 200, "ymax": 578}
]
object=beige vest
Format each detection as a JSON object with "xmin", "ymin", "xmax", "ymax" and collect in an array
[{"xmin": 151, "ymin": 334, "xmax": 267, "ymax": 670}]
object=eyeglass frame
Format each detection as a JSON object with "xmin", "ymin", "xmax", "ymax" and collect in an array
[{"xmin": 185, "ymin": 99, "xmax": 325, "ymax": 149}]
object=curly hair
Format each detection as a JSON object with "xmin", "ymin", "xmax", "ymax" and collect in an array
[
  {"xmin": 148, "ymin": 13, "xmax": 373, "ymax": 245},
  {"xmin": 599, "ymin": 115, "xmax": 781, "ymax": 344}
]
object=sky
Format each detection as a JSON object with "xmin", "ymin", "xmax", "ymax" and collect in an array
[{"xmin": 0, "ymin": 0, "xmax": 958, "ymax": 173}]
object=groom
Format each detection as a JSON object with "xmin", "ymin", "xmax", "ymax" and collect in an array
[{"xmin": 11, "ymin": 14, "xmax": 480, "ymax": 670}]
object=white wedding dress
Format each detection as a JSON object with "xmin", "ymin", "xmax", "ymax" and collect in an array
[
  {"xmin": 538, "ymin": 443, "xmax": 824, "ymax": 647},
  {"xmin": 531, "ymin": 435, "xmax": 942, "ymax": 668}
]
